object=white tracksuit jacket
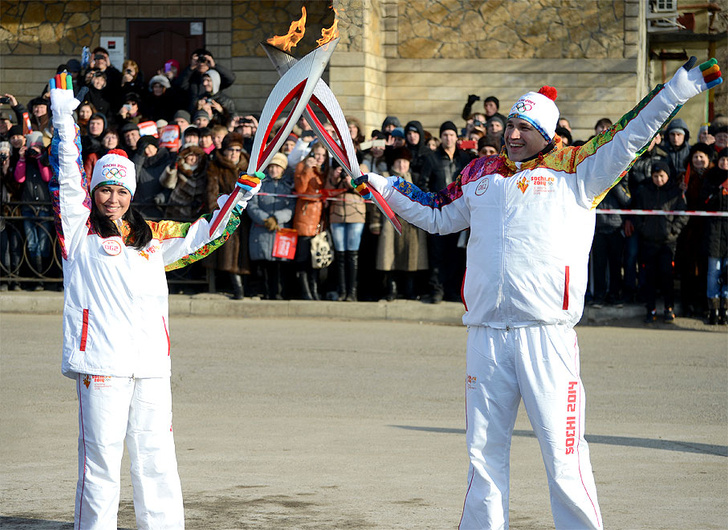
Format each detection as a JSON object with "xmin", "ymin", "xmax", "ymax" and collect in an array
[
  {"xmin": 376, "ymin": 82, "xmax": 687, "ymax": 326},
  {"xmin": 50, "ymin": 115, "xmax": 243, "ymax": 379}
]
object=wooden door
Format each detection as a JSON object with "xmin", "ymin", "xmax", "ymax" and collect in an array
[{"xmin": 128, "ymin": 20, "xmax": 205, "ymax": 84}]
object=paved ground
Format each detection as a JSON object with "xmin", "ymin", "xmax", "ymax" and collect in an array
[{"xmin": 0, "ymin": 303, "xmax": 726, "ymax": 529}]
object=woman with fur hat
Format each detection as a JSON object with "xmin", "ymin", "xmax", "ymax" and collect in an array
[
  {"xmin": 374, "ymin": 147, "xmax": 428, "ymax": 301},
  {"xmin": 27, "ymin": 97, "xmax": 52, "ymax": 146},
  {"xmin": 48, "ymin": 76, "xmax": 263, "ymax": 528},
  {"xmin": 247, "ymin": 152, "xmax": 297, "ymax": 299},
  {"xmin": 161, "ymin": 142, "xmax": 209, "ymax": 219},
  {"xmin": 131, "ymin": 134, "xmax": 173, "ymax": 218},
  {"xmin": 145, "ymin": 74, "xmax": 177, "ymax": 122},
  {"xmin": 205, "ymin": 132, "xmax": 251, "ymax": 299},
  {"xmin": 676, "ymin": 142, "xmax": 715, "ymax": 317}
]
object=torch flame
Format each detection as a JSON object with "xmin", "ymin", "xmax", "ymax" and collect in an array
[
  {"xmin": 317, "ymin": 8, "xmax": 339, "ymax": 46},
  {"xmin": 267, "ymin": 7, "xmax": 307, "ymax": 53}
]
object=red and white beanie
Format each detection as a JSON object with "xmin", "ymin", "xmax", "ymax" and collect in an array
[
  {"xmin": 508, "ymin": 86, "xmax": 559, "ymax": 142},
  {"xmin": 90, "ymin": 149, "xmax": 136, "ymax": 196}
]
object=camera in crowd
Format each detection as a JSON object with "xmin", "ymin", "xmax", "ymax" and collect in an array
[
  {"xmin": 0, "ymin": 142, "xmax": 10, "ymax": 162},
  {"xmin": 94, "ymin": 53, "xmax": 104, "ymax": 62},
  {"xmin": 0, "ymin": 96, "xmax": 11, "ymax": 104}
]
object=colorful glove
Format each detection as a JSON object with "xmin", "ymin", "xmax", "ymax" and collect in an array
[
  {"xmin": 666, "ymin": 56, "xmax": 722, "ymax": 104},
  {"xmin": 49, "ymin": 73, "xmax": 80, "ymax": 125},
  {"xmin": 352, "ymin": 172, "xmax": 390, "ymax": 200},
  {"xmin": 235, "ymin": 171, "xmax": 266, "ymax": 208}
]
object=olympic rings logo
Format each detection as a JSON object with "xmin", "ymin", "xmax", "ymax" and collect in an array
[
  {"xmin": 512, "ymin": 100, "xmax": 534, "ymax": 113},
  {"xmin": 101, "ymin": 167, "xmax": 126, "ymax": 178}
]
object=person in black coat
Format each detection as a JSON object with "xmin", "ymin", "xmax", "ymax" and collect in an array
[
  {"xmin": 418, "ymin": 121, "xmax": 475, "ymax": 303},
  {"xmin": 631, "ymin": 161, "xmax": 689, "ymax": 322}
]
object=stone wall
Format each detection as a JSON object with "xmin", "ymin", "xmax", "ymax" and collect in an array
[{"xmin": 0, "ymin": 0, "xmax": 101, "ymax": 95}]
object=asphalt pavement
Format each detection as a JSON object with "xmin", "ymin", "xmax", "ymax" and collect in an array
[{"xmin": 0, "ymin": 293, "xmax": 726, "ymax": 529}]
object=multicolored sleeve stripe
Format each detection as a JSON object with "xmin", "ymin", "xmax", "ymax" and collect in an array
[
  {"xmin": 541, "ymin": 82, "xmax": 679, "ymax": 209},
  {"xmin": 156, "ymin": 209, "xmax": 243, "ymax": 272},
  {"xmin": 49, "ymin": 122, "xmax": 92, "ymax": 260},
  {"xmin": 391, "ymin": 158, "xmax": 489, "ymax": 210}
]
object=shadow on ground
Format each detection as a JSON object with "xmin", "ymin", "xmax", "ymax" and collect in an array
[{"xmin": 391, "ymin": 426, "xmax": 728, "ymax": 457}]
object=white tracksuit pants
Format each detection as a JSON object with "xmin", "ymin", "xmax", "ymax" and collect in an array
[
  {"xmin": 459, "ymin": 325, "xmax": 602, "ymax": 530},
  {"xmin": 75, "ymin": 374, "xmax": 184, "ymax": 529}
]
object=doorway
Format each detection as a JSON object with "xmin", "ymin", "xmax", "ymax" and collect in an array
[{"xmin": 128, "ymin": 19, "xmax": 206, "ymax": 84}]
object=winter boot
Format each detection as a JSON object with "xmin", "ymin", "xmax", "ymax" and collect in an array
[
  {"xmin": 229, "ymin": 272, "xmax": 244, "ymax": 300},
  {"xmin": 385, "ymin": 272, "xmax": 397, "ymax": 302},
  {"xmin": 345, "ymin": 251, "xmax": 358, "ymax": 302},
  {"xmin": 335, "ymin": 251, "xmax": 346, "ymax": 301},
  {"xmin": 708, "ymin": 298, "xmax": 719, "ymax": 325},
  {"xmin": 309, "ymin": 268, "xmax": 320, "ymax": 301},
  {"xmin": 719, "ymin": 298, "xmax": 727, "ymax": 325},
  {"xmin": 296, "ymin": 271, "xmax": 313, "ymax": 300},
  {"xmin": 31, "ymin": 255, "xmax": 44, "ymax": 291},
  {"xmin": 268, "ymin": 262, "xmax": 283, "ymax": 300}
]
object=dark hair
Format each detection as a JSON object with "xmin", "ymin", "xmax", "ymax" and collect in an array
[
  {"xmin": 90, "ymin": 199, "xmax": 152, "ymax": 250},
  {"xmin": 555, "ymin": 126, "xmax": 572, "ymax": 145},
  {"xmin": 484, "ymin": 96, "xmax": 500, "ymax": 108},
  {"xmin": 595, "ymin": 118, "xmax": 613, "ymax": 131},
  {"xmin": 192, "ymin": 48, "xmax": 213, "ymax": 59}
]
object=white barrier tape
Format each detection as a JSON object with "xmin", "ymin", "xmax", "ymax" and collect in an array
[
  {"xmin": 254, "ymin": 193, "xmax": 728, "ymax": 216},
  {"xmin": 598, "ymin": 208, "xmax": 728, "ymax": 217}
]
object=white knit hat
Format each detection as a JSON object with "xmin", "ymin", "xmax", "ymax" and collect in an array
[
  {"xmin": 90, "ymin": 149, "xmax": 137, "ymax": 196},
  {"xmin": 508, "ymin": 86, "xmax": 560, "ymax": 142}
]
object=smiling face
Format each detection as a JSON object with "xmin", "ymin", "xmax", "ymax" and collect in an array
[
  {"xmin": 691, "ymin": 151, "xmax": 710, "ymax": 171},
  {"xmin": 94, "ymin": 184, "xmax": 131, "ymax": 221},
  {"xmin": 202, "ymin": 76, "xmax": 213, "ymax": 94},
  {"xmin": 504, "ymin": 118, "xmax": 549, "ymax": 162},
  {"xmin": 78, "ymin": 105, "xmax": 93, "ymax": 121}
]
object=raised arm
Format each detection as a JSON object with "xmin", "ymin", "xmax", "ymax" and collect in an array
[
  {"xmin": 575, "ymin": 58, "xmax": 722, "ymax": 208},
  {"xmin": 48, "ymin": 75, "xmax": 92, "ymax": 261}
]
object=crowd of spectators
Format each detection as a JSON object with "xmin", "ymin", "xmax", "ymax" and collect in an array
[{"xmin": 1, "ymin": 48, "xmax": 727, "ymax": 325}]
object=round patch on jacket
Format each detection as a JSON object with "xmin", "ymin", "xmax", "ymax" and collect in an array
[
  {"xmin": 102, "ymin": 239, "xmax": 123, "ymax": 256},
  {"xmin": 475, "ymin": 178, "xmax": 490, "ymax": 196}
]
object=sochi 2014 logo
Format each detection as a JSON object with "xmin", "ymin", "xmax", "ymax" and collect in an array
[
  {"xmin": 517, "ymin": 176, "xmax": 529, "ymax": 194},
  {"xmin": 101, "ymin": 167, "xmax": 126, "ymax": 178}
]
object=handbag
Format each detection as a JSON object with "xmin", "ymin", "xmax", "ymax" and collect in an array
[
  {"xmin": 310, "ymin": 229, "xmax": 333, "ymax": 269},
  {"xmin": 272, "ymin": 228, "xmax": 298, "ymax": 260}
]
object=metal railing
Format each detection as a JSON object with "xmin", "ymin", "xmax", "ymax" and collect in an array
[{"xmin": 0, "ymin": 202, "xmax": 210, "ymax": 289}]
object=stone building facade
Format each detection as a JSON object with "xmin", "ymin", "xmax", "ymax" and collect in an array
[{"xmin": 1, "ymin": 0, "xmax": 725, "ymax": 142}]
